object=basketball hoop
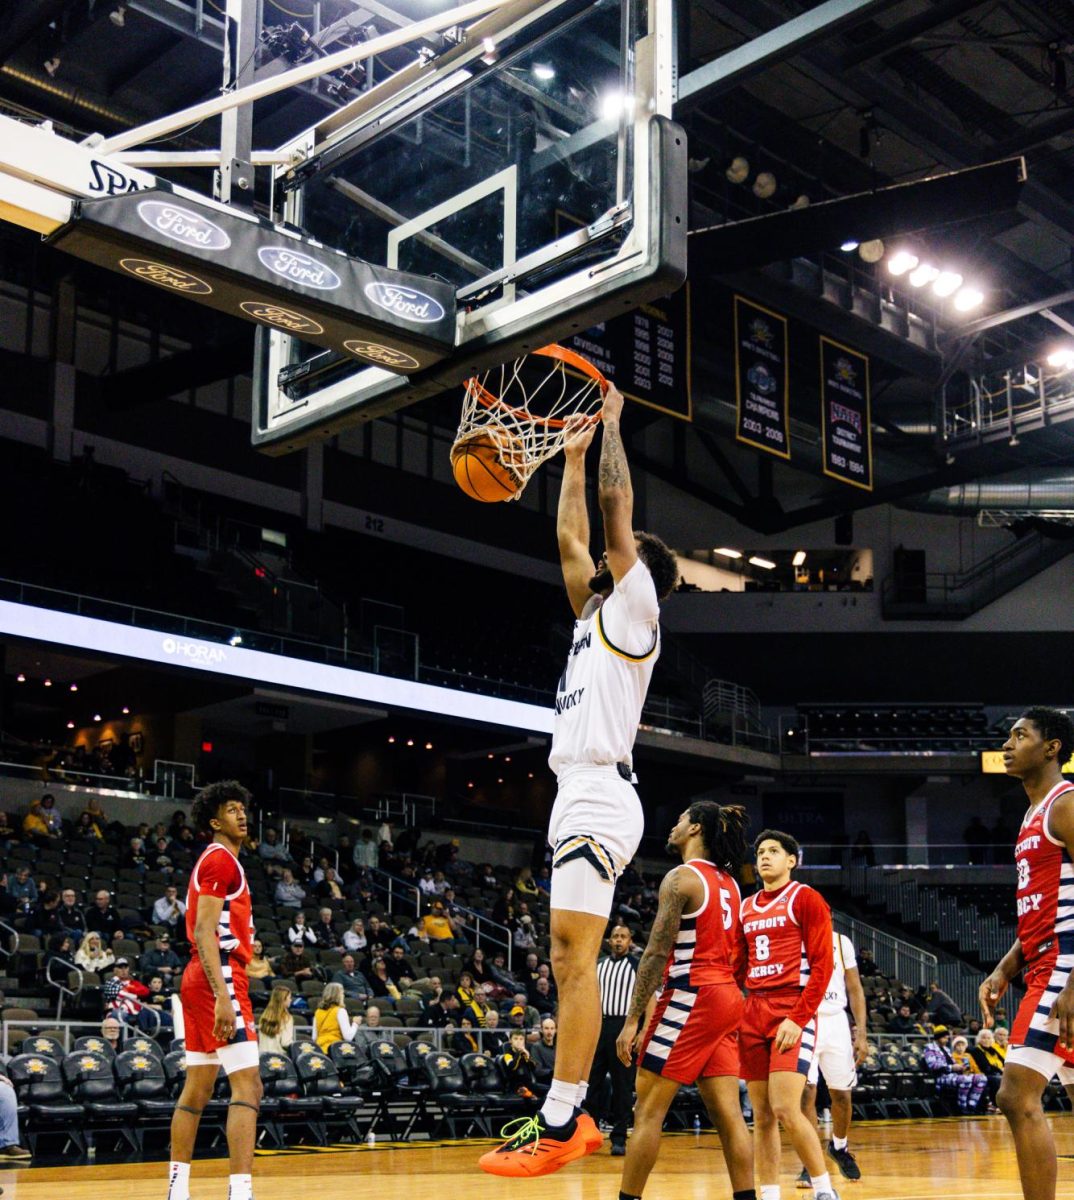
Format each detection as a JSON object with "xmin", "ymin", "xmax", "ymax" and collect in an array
[{"xmin": 452, "ymin": 345, "xmax": 607, "ymax": 501}]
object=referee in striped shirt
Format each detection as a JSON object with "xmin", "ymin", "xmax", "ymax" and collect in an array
[{"xmin": 585, "ymin": 923, "xmax": 639, "ymax": 1155}]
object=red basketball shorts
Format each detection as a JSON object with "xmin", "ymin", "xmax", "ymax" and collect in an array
[
  {"xmin": 638, "ymin": 982, "xmax": 743, "ymax": 1084},
  {"xmin": 181, "ymin": 954, "xmax": 255, "ymax": 1055},
  {"xmin": 740, "ymin": 990, "xmax": 816, "ymax": 1082},
  {"xmin": 1007, "ymin": 955, "xmax": 1074, "ymax": 1081}
]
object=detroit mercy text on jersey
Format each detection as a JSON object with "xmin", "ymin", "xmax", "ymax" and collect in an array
[
  {"xmin": 1015, "ymin": 780, "xmax": 1074, "ymax": 975},
  {"xmin": 548, "ymin": 558, "xmax": 660, "ymax": 773},
  {"xmin": 741, "ymin": 881, "xmax": 826, "ymax": 992},
  {"xmin": 186, "ymin": 842, "xmax": 254, "ymax": 966},
  {"xmin": 664, "ymin": 860, "xmax": 742, "ymax": 988},
  {"xmin": 819, "ymin": 932, "xmax": 857, "ymax": 1015}
]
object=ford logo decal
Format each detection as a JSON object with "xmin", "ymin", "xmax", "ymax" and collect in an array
[
  {"xmin": 258, "ymin": 246, "xmax": 342, "ymax": 291},
  {"xmin": 119, "ymin": 258, "xmax": 213, "ymax": 295},
  {"xmin": 239, "ymin": 301, "xmax": 324, "ymax": 336},
  {"xmin": 364, "ymin": 282, "xmax": 445, "ymax": 324},
  {"xmin": 137, "ymin": 200, "xmax": 230, "ymax": 251},
  {"xmin": 343, "ymin": 340, "xmax": 421, "ymax": 370}
]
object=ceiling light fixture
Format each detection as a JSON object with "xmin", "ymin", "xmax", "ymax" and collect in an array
[
  {"xmin": 792, "ymin": 551, "xmax": 806, "ymax": 567},
  {"xmin": 752, "ymin": 171, "xmax": 777, "ymax": 199},
  {"xmin": 70, "ymin": 683, "xmax": 78, "ymax": 692},
  {"xmin": 228, "ymin": 632, "xmax": 243, "ymax": 647},
  {"xmin": 66, "ymin": 720, "xmax": 75, "ymax": 729},
  {"xmin": 840, "ymin": 240, "xmax": 860, "ymax": 252},
  {"xmin": 15, "ymin": 673, "xmax": 25, "ymax": 683},
  {"xmin": 725, "ymin": 156, "xmax": 750, "ymax": 184},
  {"xmin": 532, "ymin": 64, "xmax": 555, "ymax": 81},
  {"xmin": 932, "ymin": 270, "xmax": 964, "ymax": 298},
  {"xmin": 886, "ymin": 250, "xmax": 919, "ymax": 276},
  {"xmin": 1046, "ymin": 346, "xmax": 1074, "ymax": 369},
  {"xmin": 748, "ymin": 556, "xmax": 776, "ymax": 570},
  {"xmin": 908, "ymin": 263, "xmax": 940, "ymax": 288},
  {"xmin": 858, "ymin": 239, "xmax": 885, "ymax": 263},
  {"xmin": 43, "ymin": 678, "xmax": 52, "ymax": 687},
  {"xmin": 122, "ymin": 706, "xmax": 130, "ymax": 715},
  {"xmin": 93, "ymin": 713, "xmax": 102, "ymax": 722},
  {"xmin": 953, "ymin": 286, "xmax": 984, "ymax": 312},
  {"xmin": 714, "ymin": 548, "xmax": 742, "ymax": 559}
]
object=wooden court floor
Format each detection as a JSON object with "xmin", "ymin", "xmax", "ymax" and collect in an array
[{"xmin": 5, "ymin": 1115, "xmax": 1073, "ymax": 1199}]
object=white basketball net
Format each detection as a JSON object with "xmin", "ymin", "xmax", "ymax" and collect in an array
[{"xmin": 454, "ymin": 345, "xmax": 606, "ymax": 499}]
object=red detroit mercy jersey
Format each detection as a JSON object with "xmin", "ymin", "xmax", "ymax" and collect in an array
[
  {"xmin": 186, "ymin": 842, "xmax": 254, "ymax": 966},
  {"xmin": 1015, "ymin": 780, "xmax": 1074, "ymax": 975},
  {"xmin": 663, "ymin": 859, "xmax": 742, "ymax": 989}
]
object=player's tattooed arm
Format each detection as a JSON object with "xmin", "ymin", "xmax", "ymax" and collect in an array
[
  {"xmin": 597, "ymin": 385, "xmax": 638, "ymax": 581},
  {"xmin": 627, "ymin": 868, "xmax": 691, "ymax": 1020}
]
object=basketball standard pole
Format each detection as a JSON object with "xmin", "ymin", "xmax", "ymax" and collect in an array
[
  {"xmin": 218, "ymin": 0, "xmax": 258, "ymax": 206},
  {"xmin": 91, "ymin": 0, "xmax": 516, "ymax": 156}
]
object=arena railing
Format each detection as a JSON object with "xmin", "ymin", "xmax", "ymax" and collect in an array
[
  {"xmin": 45, "ymin": 956, "xmax": 83, "ymax": 1021},
  {"xmin": 832, "ymin": 910, "xmax": 937, "ymax": 989}
]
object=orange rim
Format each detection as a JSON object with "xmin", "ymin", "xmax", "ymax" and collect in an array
[{"xmin": 465, "ymin": 343, "xmax": 607, "ymax": 429}]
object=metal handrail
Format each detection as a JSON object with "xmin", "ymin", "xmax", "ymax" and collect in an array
[
  {"xmin": 46, "ymin": 956, "xmax": 83, "ymax": 1020},
  {"xmin": 0, "ymin": 918, "xmax": 19, "ymax": 963}
]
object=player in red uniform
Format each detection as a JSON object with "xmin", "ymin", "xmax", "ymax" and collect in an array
[
  {"xmin": 615, "ymin": 801, "xmax": 755, "ymax": 1200},
  {"xmin": 740, "ymin": 830, "xmax": 835, "ymax": 1200},
  {"xmin": 981, "ymin": 707, "xmax": 1074, "ymax": 1200},
  {"xmin": 166, "ymin": 782, "xmax": 261, "ymax": 1200}
]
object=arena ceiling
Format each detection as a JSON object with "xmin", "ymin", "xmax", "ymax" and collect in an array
[{"xmin": 2, "ymin": 0, "xmax": 1074, "ymax": 531}]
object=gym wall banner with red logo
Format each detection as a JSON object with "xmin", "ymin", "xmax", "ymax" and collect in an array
[
  {"xmin": 733, "ymin": 296, "xmax": 790, "ymax": 460},
  {"xmin": 819, "ymin": 335, "xmax": 873, "ymax": 491}
]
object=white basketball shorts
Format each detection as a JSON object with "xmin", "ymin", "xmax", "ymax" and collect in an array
[
  {"xmin": 807, "ymin": 1010, "xmax": 857, "ymax": 1091},
  {"xmin": 547, "ymin": 763, "xmax": 644, "ymax": 918}
]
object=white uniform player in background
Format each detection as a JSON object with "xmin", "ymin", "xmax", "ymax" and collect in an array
[
  {"xmin": 797, "ymin": 931, "xmax": 869, "ymax": 1186},
  {"xmin": 480, "ymin": 384, "xmax": 679, "ymax": 1178}
]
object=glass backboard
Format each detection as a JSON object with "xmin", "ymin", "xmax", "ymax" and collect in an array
[{"xmin": 252, "ymin": 0, "xmax": 684, "ymax": 453}]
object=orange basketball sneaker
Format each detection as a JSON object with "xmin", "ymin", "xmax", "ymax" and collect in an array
[{"xmin": 478, "ymin": 1112, "xmax": 600, "ymax": 1177}]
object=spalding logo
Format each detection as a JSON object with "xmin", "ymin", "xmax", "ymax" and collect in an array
[
  {"xmin": 120, "ymin": 258, "xmax": 212, "ymax": 295},
  {"xmin": 363, "ymin": 282, "xmax": 445, "ymax": 324},
  {"xmin": 258, "ymin": 246, "xmax": 341, "ymax": 291},
  {"xmin": 137, "ymin": 200, "xmax": 230, "ymax": 251},
  {"xmin": 343, "ymin": 340, "xmax": 420, "ymax": 370},
  {"xmin": 239, "ymin": 301, "xmax": 324, "ymax": 336}
]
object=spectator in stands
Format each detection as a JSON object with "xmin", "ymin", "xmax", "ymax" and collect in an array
[
  {"xmin": 57, "ymin": 888, "xmax": 86, "ymax": 938},
  {"xmin": 512, "ymin": 913, "xmax": 538, "ymax": 952},
  {"xmin": 367, "ymin": 957, "xmax": 401, "ymax": 1002},
  {"xmin": 332, "ymin": 954, "xmax": 372, "ymax": 1003},
  {"xmin": 384, "ymin": 944, "xmax": 414, "ymax": 983},
  {"xmin": 922, "ymin": 1026, "xmax": 987, "ymax": 1114},
  {"xmin": 365, "ymin": 915, "xmax": 393, "ymax": 946},
  {"xmin": 419, "ymin": 869, "xmax": 438, "ymax": 897},
  {"xmin": 298, "ymin": 856, "xmax": 317, "ymax": 888},
  {"xmin": 421, "ymin": 984, "xmax": 461, "ymax": 1027},
  {"xmin": 43, "ymin": 932, "xmax": 76, "ymax": 982},
  {"xmin": 313, "ymin": 982, "xmax": 359, "ymax": 1053},
  {"xmin": 896, "ymin": 984, "xmax": 926, "ymax": 1015},
  {"xmin": 85, "ymin": 890, "xmax": 122, "ymax": 944},
  {"xmin": 30, "ymin": 890, "xmax": 66, "ymax": 940},
  {"xmin": 886, "ymin": 1003, "xmax": 921, "ymax": 1035},
  {"xmin": 277, "ymin": 942, "xmax": 316, "ymax": 986},
  {"xmin": 970, "ymin": 1029, "xmax": 1005, "ymax": 1109},
  {"xmin": 21, "ymin": 800, "xmax": 52, "ymax": 844},
  {"xmin": 455, "ymin": 972, "xmax": 487, "ymax": 1025},
  {"xmin": 75, "ymin": 930, "xmax": 114, "ymax": 973},
  {"xmin": 316, "ymin": 868, "xmax": 345, "ymax": 905},
  {"xmin": 247, "ymin": 940, "xmax": 276, "ymax": 989},
  {"xmin": 275, "ymin": 868, "xmax": 306, "ymax": 909},
  {"xmin": 482, "ymin": 1007, "xmax": 507, "ymax": 1054},
  {"xmin": 850, "ymin": 830, "xmax": 876, "ymax": 866},
  {"xmin": 498, "ymin": 1029, "xmax": 537, "ymax": 1098},
  {"xmin": 74, "ymin": 812, "xmax": 102, "ymax": 841},
  {"xmin": 0, "ymin": 812, "xmax": 16, "ymax": 849},
  {"xmin": 103, "ymin": 957, "xmax": 153, "ymax": 1029},
  {"xmin": 535, "ymin": 867, "xmax": 552, "ymax": 894},
  {"xmin": 257, "ymin": 985, "xmax": 295, "ymax": 1055},
  {"xmin": 532, "ymin": 1016, "xmax": 557, "ymax": 1083},
  {"xmin": 479, "ymin": 864, "xmax": 498, "ymax": 888},
  {"xmin": 514, "ymin": 866, "xmax": 538, "ymax": 897},
  {"xmin": 167, "ymin": 809, "xmax": 187, "ymax": 840},
  {"xmin": 857, "ymin": 948, "xmax": 880, "ymax": 978},
  {"xmin": 150, "ymin": 837, "xmax": 174, "ymax": 876},
  {"xmin": 167, "ymin": 825, "xmax": 195, "ymax": 862},
  {"xmin": 531, "ymin": 976, "xmax": 556, "ymax": 1016},
  {"xmin": 993, "ymin": 1026, "xmax": 1009, "ymax": 1056},
  {"xmin": 140, "ymin": 933, "xmax": 182, "ymax": 988},
  {"xmin": 342, "ymin": 918, "xmax": 367, "ymax": 954},
  {"xmin": 258, "ymin": 828, "xmax": 292, "ymax": 878},
  {"xmin": 352, "ymin": 828, "xmax": 378, "ymax": 871},
  {"xmin": 151, "ymin": 883, "xmax": 186, "ymax": 932},
  {"xmin": 926, "ymin": 980, "xmax": 963, "ymax": 1027},
  {"xmin": 39, "ymin": 794, "xmax": 63, "ymax": 836},
  {"xmin": 492, "ymin": 888, "xmax": 515, "ymax": 927},
  {"xmin": 992, "ymin": 1008, "xmax": 1009, "ymax": 1031},
  {"xmin": 418, "ymin": 899, "xmax": 460, "ymax": 948},
  {"xmin": 82, "ymin": 796, "xmax": 107, "ymax": 834},
  {"xmin": 0, "ymin": 1070, "xmax": 31, "ymax": 1160},
  {"xmin": 352, "ymin": 1005, "xmax": 390, "ymax": 1050},
  {"xmin": 311, "ymin": 907, "xmax": 340, "ymax": 949},
  {"xmin": 505, "ymin": 999, "xmax": 540, "ymax": 1043},
  {"xmin": 287, "ymin": 912, "xmax": 317, "ymax": 948},
  {"xmin": 7, "ymin": 866, "xmax": 36, "ymax": 912},
  {"xmin": 143, "ymin": 975, "xmax": 174, "ymax": 1031},
  {"xmin": 123, "ymin": 836, "xmax": 148, "ymax": 873},
  {"xmin": 100, "ymin": 1015, "xmax": 122, "ymax": 1054},
  {"xmin": 452, "ymin": 1015, "xmax": 481, "ymax": 1056}
]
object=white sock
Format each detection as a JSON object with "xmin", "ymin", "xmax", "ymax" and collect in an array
[
  {"xmin": 832, "ymin": 1135, "xmax": 848, "ymax": 1151},
  {"xmin": 811, "ymin": 1172, "xmax": 833, "ymax": 1196},
  {"xmin": 540, "ymin": 1079, "xmax": 577, "ymax": 1128},
  {"xmin": 575, "ymin": 1080, "xmax": 589, "ymax": 1107},
  {"xmin": 167, "ymin": 1161, "xmax": 190, "ymax": 1200},
  {"xmin": 760, "ymin": 1186, "xmax": 781, "ymax": 1200},
  {"xmin": 228, "ymin": 1174, "xmax": 253, "ymax": 1200}
]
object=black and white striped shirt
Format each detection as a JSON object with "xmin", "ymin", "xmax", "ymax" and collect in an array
[{"xmin": 597, "ymin": 953, "xmax": 639, "ymax": 1017}]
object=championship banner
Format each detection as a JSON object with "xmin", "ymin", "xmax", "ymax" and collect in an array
[
  {"xmin": 820, "ymin": 335, "xmax": 872, "ymax": 491},
  {"xmin": 733, "ymin": 296, "xmax": 790, "ymax": 459}
]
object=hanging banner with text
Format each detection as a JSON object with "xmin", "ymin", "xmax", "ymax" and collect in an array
[
  {"xmin": 733, "ymin": 296, "xmax": 790, "ymax": 459},
  {"xmin": 820, "ymin": 336, "xmax": 873, "ymax": 491}
]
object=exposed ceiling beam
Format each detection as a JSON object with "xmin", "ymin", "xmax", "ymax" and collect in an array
[
  {"xmin": 839, "ymin": 0, "xmax": 991, "ymax": 69},
  {"xmin": 676, "ymin": 0, "xmax": 905, "ymax": 111},
  {"xmin": 945, "ymin": 288, "xmax": 1074, "ymax": 339}
]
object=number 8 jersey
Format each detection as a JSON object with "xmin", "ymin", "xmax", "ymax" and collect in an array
[{"xmin": 741, "ymin": 880, "xmax": 832, "ymax": 999}]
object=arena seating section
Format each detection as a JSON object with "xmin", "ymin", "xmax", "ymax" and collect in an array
[{"xmin": 798, "ymin": 704, "xmax": 995, "ymax": 752}]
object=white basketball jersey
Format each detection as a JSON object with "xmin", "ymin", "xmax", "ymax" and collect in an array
[
  {"xmin": 818, "ymin": 932, "xmax": 857, "ymax": 1014},
  {"xmin": 548, "ymin": 558, "xmax": 660, "ymax": 774}
]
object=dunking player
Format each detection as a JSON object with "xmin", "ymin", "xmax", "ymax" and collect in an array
[
  {"xmin": 615, "ymin": 802, "xmax": 756, "ymax": 1200},
  {"xmin": 981, "ymin": 707, "xmax": 1074, "ymax": 1200},
  {"xmin": 795, "ymin": 931, "xmax": 867, "ymax": 1186},
  {"xmin": 479, "ymin": 384, "xmax": 678, "ymax": 1176},
  {"xmin": 166, "ymin": 782, "xmax": 261, "ymax": 1200},
  {"xmin": 741, "ymin": 830, "xmax": 837, "ymax": 1200}
]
